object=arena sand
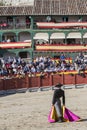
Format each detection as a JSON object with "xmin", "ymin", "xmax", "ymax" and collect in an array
[{"xmin": 0, "ymin": 88, "xmax": 87, "ymax": 130}]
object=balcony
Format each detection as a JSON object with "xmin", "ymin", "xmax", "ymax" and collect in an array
[
  {"xmin": 36, "ymin": 22, "xmax": 87, "ymax": 30},
  {"xmin": 0, "ymin": 42, "xmax": 32, "ymax": 49},
  {"xmin": 35, "ymin": 44, "xmax": 87, "ymax": 52},
  {"xmin": 0, "ymin": 22, "xmax": 31, "ymax": 30},
  {"xmin": 1, "ymin": 21, "xmax": 87, "ymax": 31}
]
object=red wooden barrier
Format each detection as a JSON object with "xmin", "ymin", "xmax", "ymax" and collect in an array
[
  {"xmin": 3, "ymin": 78, "xmax": 17, "ymax": 90},
  {"xmin": 40, "ymin": 76, "xmax": 50, "ymax": 87},
  {"xmin": 52, "ymin": 74, "xmax": 64, "ymax": 85},
  {"xmin": 0, "ymin": 79, "xmax": 4, "ymax": 90},
  {"xmin": 0, "ymin": 73, "xmax": 87, "ymax": 91},
  {"xmin": 28, "ymin": 76, "xmax": 40, "ymax": 88},
  {"xmin": 17, "ymin": 77, "xmax": 27, "ymax": 89},
  {"xmin": 63, "ymin": 74, "xmax": 75, "ymax": 85},
  {"xmin": 75, "ymin": 74, "xmax": 87, "ymax": 84}
]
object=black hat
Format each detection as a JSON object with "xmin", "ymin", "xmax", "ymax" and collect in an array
[{"xmin": 55, "ymin": 83, "xmax": 63, "ymax": 88}]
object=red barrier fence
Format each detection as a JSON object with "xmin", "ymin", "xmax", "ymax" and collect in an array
[{"xmin": 0, "ymin": 73, "xmax": 87, "ymax": 91}]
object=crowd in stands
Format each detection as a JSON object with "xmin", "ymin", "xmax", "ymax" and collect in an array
[
  {"xmin": 0, "ymin": 52, "xmax": 87, "ymax": 78},
  {"xmin": 0, "ymin": 18, "xmax": 30, "ymax": 30},
  {"xmin": 74, "ymin": 52, "xmax": 87, "ymax": 74},
  {"xmin": 2, "ymin": 37, "xmax": 16, "ymax": 43}
]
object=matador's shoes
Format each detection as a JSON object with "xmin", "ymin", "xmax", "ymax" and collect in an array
[{"xmin": 57, "ymin": 117, "xmax": 64, "ymax": 123}]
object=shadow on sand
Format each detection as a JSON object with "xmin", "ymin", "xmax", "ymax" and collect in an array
[{"xmin": 80, "ymin": 118, "xmax": 87, "ymax": 122}]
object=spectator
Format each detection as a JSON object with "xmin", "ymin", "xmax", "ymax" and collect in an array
[
  {"xmin": 0, "ymin": 54, "xmax": 86, "ymax": 77},
  {"xmin": 7, "ymin": 38, "xmax": 11, "ymax": 42},
  {"xmin": 60, "ymin": 53, "xmax": 66, "ymax": 61}
]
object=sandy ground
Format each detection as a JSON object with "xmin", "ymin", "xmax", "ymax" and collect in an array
[{"xmin": 0, "ymin": 88, "xmax": 87, "ymax": 130}]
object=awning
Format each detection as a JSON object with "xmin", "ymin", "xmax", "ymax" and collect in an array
[
  {"xmin": 67, "ymin": 32, "xmax": 81, "ymax": 39},
  {"xmin": 50, "ymin": 33, "xmax": 65, "ymax": 39},
  {"xmin": 33, "ymin": 33, "xmax": 48, "ymax": 40},
  {"xmin": 83, "ymin": 33, "xmax": 87, "ymax": 38}
]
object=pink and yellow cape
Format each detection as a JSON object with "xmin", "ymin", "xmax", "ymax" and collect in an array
[{"xmin": 48, "ymin": 105, "xmax": 81, "ymax": 123}]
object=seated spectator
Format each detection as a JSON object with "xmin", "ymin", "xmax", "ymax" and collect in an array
[
  {"xmin": 7, "ymin": 38, "xmax": 11, "ymax": 42},
  {"xmin": 0, "ymin": 54, "xmax": 86, "ymax": 78},
  {"xmin": 77, "ymin": 63, "xmax": 86, "ymax": 74},
  {"xmin": 78, "ymin": 52, "xmax": 84, "ymax": 59},
  {"xmin": 60, "ymin": 53, "xmax": 66, "ymax": 61}
]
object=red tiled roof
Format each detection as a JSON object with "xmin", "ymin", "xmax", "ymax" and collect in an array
[{"xmin": 0, "ymin": 0, "xmax": 87, "ymax": 16}]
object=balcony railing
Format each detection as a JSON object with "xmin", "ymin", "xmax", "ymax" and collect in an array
[
  {"xmin": 35, "ymin": 44, "xmax": 87, "ymax": 52},
  {"xmin": 0, "ymin": 22, "xmax": 31, "ymax": 30},
  {"xmin": 36, "ymin": 22, "xmax": 87, "ymax": 29},
  {"xmin": 1, "ymin": 21, "xmax": 87, "ymax": 30},
  {"xmin": 0, "ymin": 42, "xmax": 31, "ymax": 49}
]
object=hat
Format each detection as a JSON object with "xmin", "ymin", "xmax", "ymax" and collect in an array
[{"xmin": 55, "ymin": 83, "xmax": 63, "ymax": 88}]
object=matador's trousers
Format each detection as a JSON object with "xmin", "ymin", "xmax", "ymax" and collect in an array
[{"xmin": 54, "ymin": 99, "xmax": 62, "ymax": 118}]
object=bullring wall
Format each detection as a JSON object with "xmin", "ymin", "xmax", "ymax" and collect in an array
[{"xmin": 0, "ymin": 73, "xmax": 87, "ymax": 91}]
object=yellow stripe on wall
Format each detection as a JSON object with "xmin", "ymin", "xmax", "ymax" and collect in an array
[{"xmin": 36, "ymin": 45, "xmax": 87, "ymax": 50}]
